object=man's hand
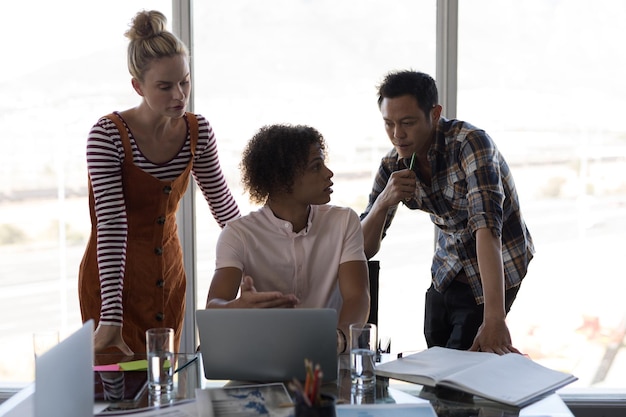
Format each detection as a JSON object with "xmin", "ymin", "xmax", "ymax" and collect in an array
[
  {"xmin": 376, "ymin": 169, "xmax": 417, "ymax": 208},
  {"xmin": 233, "ymin": 276, "xmax": 299, "ymax": 308},
  {"xmin": 469, "ymin": 317, "xmax": 521, "ymax": 355},
  {"xmin": 362, "ymin": 169, "xmax": 417, "ymax": 258}
]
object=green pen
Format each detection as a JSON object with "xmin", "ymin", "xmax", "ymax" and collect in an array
[{"xmin": 405, "ymin": 152, "xmax": 417, "ymax": 203}]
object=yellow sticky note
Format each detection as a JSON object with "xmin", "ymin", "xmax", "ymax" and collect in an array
[
  {"xmin": 118, "ymin": 359, "xmax": 148, "ymax": 371},
  {"xmin": 118, "ymin": 359, "xmax": 171, "ymax": 371}
]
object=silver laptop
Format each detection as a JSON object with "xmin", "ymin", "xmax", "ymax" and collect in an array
[
  {"xmin": 196, "ymin": 308, "xmax": 338, "ymax": 382},
  {"xmin": 35, "ymin": 320, "xmax": 94, "ymax": 417}
]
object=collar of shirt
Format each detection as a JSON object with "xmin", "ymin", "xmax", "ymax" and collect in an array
[{"xmin": 260, "ymin": 204, "xmax": 314, "ymax": 236}]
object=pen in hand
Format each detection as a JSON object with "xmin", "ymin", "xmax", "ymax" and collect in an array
[
  {"xmin": 409, "ymin": 152, "xmax": 416, "ymax": 170},
  {"xmin": 404, "ymin": 152, "xmax": 417, "ymax": 203}
]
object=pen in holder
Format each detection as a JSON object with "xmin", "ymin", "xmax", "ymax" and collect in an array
[
  {"xmin": 294, "ymin": 393, "xmax": 336, "ymax": 417},
  {"xmin": 290, "ymin": 359, "xmax": 336, "ymax": 417}
]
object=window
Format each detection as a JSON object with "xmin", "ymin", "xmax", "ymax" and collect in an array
[
  {"xmin": 192, "ymin": 0, "xmax": 437, "ymax": 355},
  {"xmin": 0, "ymin": 0, "xmax": 170, "ymax": 385},
  {"xmin": 2, "ymin": 0, "xmax": 624, "ymax": 401},
  {"xmin": 457, "ymin": 0, "xmax": 626, "ymax": 390}
]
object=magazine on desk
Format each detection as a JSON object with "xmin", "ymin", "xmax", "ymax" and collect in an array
[
  {"xmin": 374, "ymin": 347, "xmax": 578, "ymax": 408},
  {"xmin": 195, "ymin": 383, "xmax": 294, "ymax": 417}
]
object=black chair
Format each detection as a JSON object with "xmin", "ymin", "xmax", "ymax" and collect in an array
[
  {"xmin": 367, "ymin": 260, "xmax": 380, "ymax": 327},
  {"xmin": 368, "ymin": 260, "xmax": 390, "ymax": 358}
]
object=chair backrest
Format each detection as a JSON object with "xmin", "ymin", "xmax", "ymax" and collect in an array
[{"xmin": 367, "ymin": 260, "xmax": 380, "ymax": 326}]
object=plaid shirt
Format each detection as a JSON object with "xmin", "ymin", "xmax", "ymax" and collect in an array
[{"xmin": 361, "ymin": 118, "xmax": 534, "ymax": 304}]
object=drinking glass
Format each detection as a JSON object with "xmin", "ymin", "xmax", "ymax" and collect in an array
[
  {"xmin": 146, "ymin": 328, "xmax": 174, "ymax": 402},
  {"xmin": 349, "ymin": 323, "xmax": 377, "ymax": 391}
]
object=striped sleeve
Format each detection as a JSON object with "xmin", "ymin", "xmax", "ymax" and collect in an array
[
  {"xmin": 191, "ymin": 115, "xmax": 241, "ymax": 226},
  {"xmin": 86, "ymin": 117, "xmax": 127, "ymax": 326}
]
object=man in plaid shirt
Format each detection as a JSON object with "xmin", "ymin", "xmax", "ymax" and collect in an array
[{"xmin": 361, "ymin": 70, "xmax": 534, "ymax": 354}]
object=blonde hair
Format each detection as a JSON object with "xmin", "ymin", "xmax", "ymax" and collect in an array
[{"xmin": 124, "ymin": 10, "xmax": 189, "ymax": 81}]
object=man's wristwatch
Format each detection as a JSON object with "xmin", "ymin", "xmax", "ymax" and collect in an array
[{"xmin": 336, "ymin": 328, "xmax": 347, "ymax": 354}]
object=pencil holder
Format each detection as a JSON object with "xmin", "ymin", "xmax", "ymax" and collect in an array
[{"xmin": 294, "ymin": 393, "xmax": 336, "ymax": 417}]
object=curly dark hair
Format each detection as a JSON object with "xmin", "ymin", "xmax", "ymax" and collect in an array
[
  {"xmin": 377, "ymin": 70, "xmax": 439, "ymax": 118},
  {"xmin": 241, "ymin": 124, "xmax": 327, "ymax": 205}
]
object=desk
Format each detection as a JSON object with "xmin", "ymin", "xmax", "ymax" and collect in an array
[
  {"xmin": 0, "ymin": 353, "xmax": 574, "ymax": 417},
  {"xmin": 96, "ymin": 353, "xmax": 574, "ymax": 416}
]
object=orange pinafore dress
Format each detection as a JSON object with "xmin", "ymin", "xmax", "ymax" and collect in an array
[{"xmin": 78, "ymin": 112, "xmax": 198, "ymax": 353}]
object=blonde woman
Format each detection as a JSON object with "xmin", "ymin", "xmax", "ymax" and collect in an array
[{"xmin": 79, "ymin": 10, "xmax": 240, "ymax": 354}]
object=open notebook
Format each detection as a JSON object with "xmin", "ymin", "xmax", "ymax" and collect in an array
[{"xmin": 196, "ymin": 308, "xmax": 338, "ymax": 382}]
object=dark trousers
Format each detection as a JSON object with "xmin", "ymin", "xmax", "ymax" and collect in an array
[{"xmin": 424, "ymin": 280, "xmax": 520, "ymax": 350}]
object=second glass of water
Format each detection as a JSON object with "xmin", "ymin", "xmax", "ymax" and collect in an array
[
  {"xmin": 349, "ymin": 323, "xmax": 377, "ymax": 391},
  {"xmin": 146, "ymin": 327, "xmax": 174, "ymax": 402}
]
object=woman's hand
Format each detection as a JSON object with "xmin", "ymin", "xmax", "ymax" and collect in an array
[{"xmin": 93, "ymin": 323, "xmax": 133, "ymax": 355}]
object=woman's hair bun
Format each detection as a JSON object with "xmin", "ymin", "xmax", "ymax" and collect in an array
[
  {"xmin": 125, "ymin": 10, "xmax": 168, "ymax": 41},
  {"xmin": 123, "ymin": 9, "xmax": 187, "ymax": 80}
]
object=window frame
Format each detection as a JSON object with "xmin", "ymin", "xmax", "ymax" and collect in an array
[{"xmin": 172, "ymin": 0, "xmax": 198, "ymax": 357}]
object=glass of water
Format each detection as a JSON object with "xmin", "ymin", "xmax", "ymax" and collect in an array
[
  {"xmin": 349, "ymin": 323, "xmax": 377, "ymax": 391},
  {"xmin": 146, "ymin": 328, "xmax": 174, "ymax": 403}
]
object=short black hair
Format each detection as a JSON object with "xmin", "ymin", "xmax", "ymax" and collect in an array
[
  {"xmin": 241, "ymin": 124, "xmax": 327, "ymax": 205},
  {"xmin": 377, "ymin": 70, "xmax": 439, "ymax": 117}
]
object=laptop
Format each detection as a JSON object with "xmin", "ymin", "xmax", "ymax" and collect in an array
[
  {"xmin": 34, "ymin": 320, "xmax": 94, "ymax": 417},
  {"xmin": 196, "ymin": 308, "xmax": 338, "ymax": 382}
]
